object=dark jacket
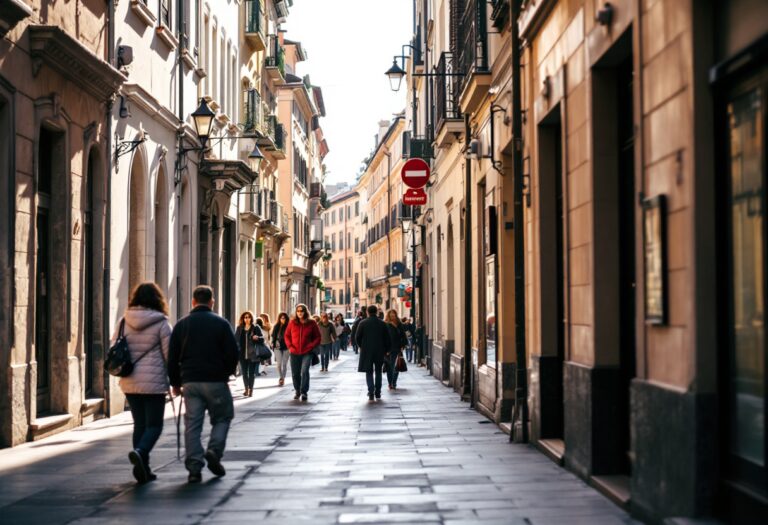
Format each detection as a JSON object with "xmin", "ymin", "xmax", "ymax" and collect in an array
[
  {"xmin": 271, "ymin": 322, "xmax": 289, "ymax": 351},
  {"xmin": 235, "ymin": 324, "xmax": 265, "ymax": 361},
  {"xmin": 355, "ymin": 316, "xmax": 391, "ymax": 373},
  {"xmin": 350, "ymin": 316, "xmax": 363, "ymax": 344},
  {"xmin": 168, "ymin": 305, "xmax": 239, "ymax": 387},
  {"xmin": 284, "ymin": 318, "xmax": 321, "ymax": 355},
  {"xmin": 385, "ymin": 323, "xmax": 407, "ymax": 354}
]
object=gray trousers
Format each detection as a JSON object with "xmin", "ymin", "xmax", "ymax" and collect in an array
[
  {"xmin": 274, "ymin": 349, "xmax": 289, "ymax": 379},
  {"xmin": 183, "ymin": 382, "xmax": 234, "ymax": 474}
]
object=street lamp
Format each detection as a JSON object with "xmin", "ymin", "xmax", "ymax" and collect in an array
[
  {"xmin": 385, "ymin": 59, "xmax": 407, "ymax": 92},
  {"xmin": 401, "ymin": 216, "xmax": 412, "ymax": 235},
  {"xmin": 248, "ymin": 143, "xmax": 265, "ymax": 173},
  {"xmin": 190, "ymin": 97, "xmax": 216, "ymax": 147}
]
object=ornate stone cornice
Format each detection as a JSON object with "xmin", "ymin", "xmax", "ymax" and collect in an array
[
  {"xmin": 121, "ymin": 83, "xmax": 179, "ymax": 132},
  {"xmin": 29, "ymin": 25, "xmax": 126, "ymax": 101}
]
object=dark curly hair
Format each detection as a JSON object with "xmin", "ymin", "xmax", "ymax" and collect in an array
[{"xmin": 129, "ymin": 282, "xmax": 169, "ymax": 316}]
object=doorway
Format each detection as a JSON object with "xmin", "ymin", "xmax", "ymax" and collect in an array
[
  {"xmin": 537, "ymin": 106, "xmax": 565, "ymax": 451},
  {"xmin": 721, "ymin": 65, "xmax": 768, "ymax": 518},
  {"xmin": 591, "ymin": 28, "xmax": 636, "ymax": 479}
]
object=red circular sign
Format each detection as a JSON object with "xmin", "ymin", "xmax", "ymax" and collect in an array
[
  {"xmin": 402, "ymin": 188, "xmax": 427, "ymax": 206},
  {"xmin": 401, "ymin": 158, "xmax": 430, "ymax": 189}
]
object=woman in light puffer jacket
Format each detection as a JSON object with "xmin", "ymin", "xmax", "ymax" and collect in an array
[{"xmin": 111, "ymin": 282, "xmax": 172, "ymax": 484}]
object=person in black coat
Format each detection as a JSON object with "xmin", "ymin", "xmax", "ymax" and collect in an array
[
  {"xmin": 384, "ymin": 309, "xmax": 407, "ymax": 390},
  {"xmin": 355, "ymin": 305, "xmax": 391, "ymax": 401},
  {"xmin": 350, "ymin": 309, "xmax": 365, "ymax": 355}
]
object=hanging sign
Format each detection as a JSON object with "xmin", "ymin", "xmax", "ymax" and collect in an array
[
  {"xmin": 401, "ymin": 158, "xmax": 430, "ymax": 189},
  {"xmin": 403, "ymin": 188, "xmax": 427, "ymax": 206}
]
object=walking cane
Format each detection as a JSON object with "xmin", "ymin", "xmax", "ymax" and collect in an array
[{"xmin": 168, "ymin": 387, "xmax": 182, "ymax": 460}]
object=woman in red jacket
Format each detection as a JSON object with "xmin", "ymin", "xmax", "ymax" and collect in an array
[{"xmin": 284, "ymin": 303, "xmax": 321, "ymax": 401}]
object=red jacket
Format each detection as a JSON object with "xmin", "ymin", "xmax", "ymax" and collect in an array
[{"xmin": 284, "ymin": 318, "xmax": 321, "ymax": 355}]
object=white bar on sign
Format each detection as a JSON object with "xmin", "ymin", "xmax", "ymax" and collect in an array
[{"xmin": 403, "ymin": 170, "xmax": 427, "ymax": 180}]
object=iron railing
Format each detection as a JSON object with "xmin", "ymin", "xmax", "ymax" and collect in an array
[
  {"xmin": 435, "ymin": 52, "xmax": 462, "ymax": 128},
  {"xmin": 458, "ymin": 0, "xmax": 489, "ymax": 93},
  {"xmin": 243, "ymin": 89, "xmax": 262, "ymax": 134},
  {"xmin": 266, "ymin": 35, "xmax": 286, "ymax": 78},
  {"xmin": 244, "ymin": 0, "xmax": 264, "ymax": 35}
]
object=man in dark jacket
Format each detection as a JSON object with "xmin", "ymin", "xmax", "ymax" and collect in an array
[
  {"xmin": 355, "ymin": 305, "xmax": 391, "ymax": 401},
  {"xmin": 169, "ymin": 285, "xmax": 238, "ymax": 483}
]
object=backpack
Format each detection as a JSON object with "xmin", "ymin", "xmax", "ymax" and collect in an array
[
  {"xmin": 103, "ymin": 318, "xmax": 158, "ymax": 377},
  {"xmin": 342, "ymin": 323, "xmax": 351, "ymax": 335}
]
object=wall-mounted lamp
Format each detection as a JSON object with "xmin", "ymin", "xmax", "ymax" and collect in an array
[{"xmin": 596, "ymin": 3, "xmax": 614, "ymax": 26}]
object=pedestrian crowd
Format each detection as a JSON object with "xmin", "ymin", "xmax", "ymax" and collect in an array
[{"xmin": 108, "ymin": 281, "xmax": 423, "ymax": 485}]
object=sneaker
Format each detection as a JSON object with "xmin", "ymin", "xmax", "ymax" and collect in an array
[
  {"xmin": 187, "ymin": 472, "xmax": 202, "ymax": 484},
  {"xmin": 294, "ymin": 392, "xmax": 300, "ymax": 400},
  {"xmin": 301, "ymin": 394, "xmax": 308, "ymax": 401},
  {"xmin": 375, "ymin": 392, "xmax": 381, "ymax": 400},
  {"xmin": 368, "ymin": 393, "xmax": 374, "ymax": 401},
  {"xmin": 128, "ymin": 449, "xmax": 149, "ymax": 484},
  {"xmin": 204, "ymin": 450, "xmax": 226, "ymax": 477}
]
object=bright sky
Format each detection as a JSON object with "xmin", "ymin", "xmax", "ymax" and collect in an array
[{"xmin": 283, "ymin": 0, "xmax": 412, "ymax": 186}]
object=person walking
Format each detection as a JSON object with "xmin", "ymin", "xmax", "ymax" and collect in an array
[
  {"xmin": 384, "ymin": 309, "xmax": 407, "ymax": 390},
  {"xmin": 284, "ymin": 304, "xmax": 321, "ymax": 401},
  {"xmin": 271, "ymin": 312, "xmax": 290, "ymax": 386},
  {"xmin": 113, "ymin": 282, "xmax": 172, "ymax": 484},
  {"xmin": 234, "ymin": 311, "xmax": 263, "ymax": 397},
  {"xmin": 351, "ymin": 309, "xmax": 365, "ymax": 355},
  {"xmin": 402, "ymin": 317, "xmax": 415, "ymax": 363},
  {"xmin": 317, "ymin": 312, "xmax": 336, "ymax": 372},
  {"xmin": 168, "ymin": 285, "xmax": 239, "ymax": 484},
  {"xmin": 355, "ymin": 305, "xmax": 391, "ymax": 401},
  {"xmin": 255, "ymin": 317, "xmax": 270, "ymax": 376},
  {"xmin": 333, "ymin": 314, "xmax": 345, "ymax": 359}
]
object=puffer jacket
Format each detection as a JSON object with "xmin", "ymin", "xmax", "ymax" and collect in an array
[
  {"xmin": 112, "ymin": 307, "xmax": 172, "ymax": 395},
  {"xmin": 284, "ymin": 318, "xmax": 321, "ymax": 355}
]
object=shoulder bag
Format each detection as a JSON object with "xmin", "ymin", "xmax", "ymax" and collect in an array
[{"xmin": 104, "ymin": 318, "xmax": 157, "ymax": 377}]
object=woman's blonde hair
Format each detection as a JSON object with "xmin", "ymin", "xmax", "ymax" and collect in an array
[{"xmin": 386, "ymin": 309, "xmax": 401, "ymax": 326}]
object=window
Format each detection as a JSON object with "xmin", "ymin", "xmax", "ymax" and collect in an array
[
  {"xmin": 347, "ymin": 232, "xmax": 351, "ymax": 249},
  {"xmin": 331, "ymin": 233, "xmax": 336, "ymax": 251},
  {"xmin": 332, "ymin": 261, "xmax": 336, "ymax": 280},
  {"xmin": 160, "ymin": 0, "xmax": 171, "ymax": 28},
  {"xmin": 339, "ymin": 234, "xmax": 343, "ymax": 250},
  {"xmin": 348, "ymin": 257, "xmax": 352, "ymax": 275},
  {"xmin": 339, "ymin": 262, "xmax": 344, "ymax": 280},
  {"xmin": 355, "ymin": 238, "xmax": 359, "ymax": 253},
  {"xmin": 355, "ymin": 202, "xmax": 359, "ymax": 216}
]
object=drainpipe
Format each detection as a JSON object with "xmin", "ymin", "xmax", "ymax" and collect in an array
[
  {"xmin": 102, "ymin": 0, "xmax": 116, "ymax": 416},
  {"xmin": 509, "ymin": 0, "xmax": 528, "ymax": 444},
  {"xmin": 464, "ymin": 113, "xmax": 473, "ymax": 404},
  {"xmin": 385, "ymin": 150, "xmax": 392, "ymax": 309},
  {"xmin": 176, "ymin": 0, "xmax": 186, "ymax": 322}
]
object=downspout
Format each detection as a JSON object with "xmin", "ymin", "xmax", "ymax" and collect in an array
[
  {"xmin": 464, "ymin": 113, "xmax": 473, "ymax": 403},
  {"xmin": 176, "ymin": 0, "xmax": 186, "ymax": 322},
  {"xmin": 510, "ymin": 0, "xmax": 528, "ymax": 443},
  {"xmin": 103, "ymin": 0, "xmax": 116, "ymax": 415},
  {"xmin": 386, "ymin": 150, "xmax": 392, "ymax": 309}
]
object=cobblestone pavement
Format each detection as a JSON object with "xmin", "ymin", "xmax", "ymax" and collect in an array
[{"xmin": 0, "ymin": 353, "xmax": 642, "ymax": 524}]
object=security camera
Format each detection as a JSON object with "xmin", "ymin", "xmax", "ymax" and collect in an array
[{"xmin": 466, "ymin": 139, "xmax": 481, "ymax": 160}]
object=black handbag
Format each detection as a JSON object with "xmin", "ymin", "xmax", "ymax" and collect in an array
[
  {"xmin": 104, "ymin": 318, "xmax": 157, "ymax": 377},
  {"xmin": 253, "ymin": 343, "xmax": 272, "ymax": 362},
  {"xmin": 395, "ymin": 353, "xmax": 408, "ymax": 372}
]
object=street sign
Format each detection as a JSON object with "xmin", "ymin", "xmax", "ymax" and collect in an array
[
  {"xmin": 403, "ymin": 188, "xmax": 427, "ymax": 206},
  {"xmin": 401, "ymin": 158, "xmax": 430, "ymax": 189}
]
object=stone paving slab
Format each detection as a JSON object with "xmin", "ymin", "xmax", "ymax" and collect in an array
[{"xmin": 0, "ymin": 353, "xmax": 644, "ymax": 524}]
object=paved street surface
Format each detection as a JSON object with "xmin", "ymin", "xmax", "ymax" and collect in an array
[{"xmin": 0, "ymin": 353, "xmax": 641, "ymax": 524}]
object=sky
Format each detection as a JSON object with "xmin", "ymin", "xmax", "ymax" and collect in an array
[{"xmin": 283, "ymin": 0, "xmax": 412, "ymax": 186}]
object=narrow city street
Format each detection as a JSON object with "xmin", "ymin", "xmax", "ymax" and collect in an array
[{"xmin": 0, "ymin": 354, "xmax": 636, "ymax": 525}]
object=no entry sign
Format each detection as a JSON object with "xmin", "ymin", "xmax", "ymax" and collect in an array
[
  {"xmin": 403, "ymin": 188, "xmax": 427, "ymax": 206},
  {"xmin": 401, "ymin": 158, "xmax": 430, "ymax": 189}
]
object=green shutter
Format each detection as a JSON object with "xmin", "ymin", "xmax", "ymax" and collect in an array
[{"xmin": 255, "ymin": 241, "xmax": 264, "ymax": 258}]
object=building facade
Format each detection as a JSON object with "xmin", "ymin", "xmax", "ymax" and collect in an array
[
  {"xmin": 0, "ymin": 0, "xmax": 125, "ymax": 446},
  {"xmin": 322, "ymin": 190, "xmax": 361, "ymax": 317}
]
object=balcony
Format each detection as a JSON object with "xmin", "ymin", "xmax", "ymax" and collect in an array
[
  {"xmin": 242, "ymin": 88, "xmax": 262, "ymax": 136},
  {"xmin": 257, "ymin": 115, "xmax": 287, "ymax": 159},
  {"xmin": 489, "ymin": 0, "xmax": 510, "ymax": 29},
  {"xmin": 402, "ymin": 131, "xmax": 433, "ymax": 160},
  {"xmin": 458, "ymin": 0, "xmax": 491, "ymax": 114},
  {"xmin": 240, "ymin": 184, "xmax": 266, "ymax": 223},
  {"xmin": 434, "ymin": 52, "xmax": 463, "ymax": 148},
  {"xmin": 244, "ymin": 0, "xmax": 267, "ymax": 51},
  {"xmin": 265, "ymin": 35, "xmax": 286, "ymax": 84}
]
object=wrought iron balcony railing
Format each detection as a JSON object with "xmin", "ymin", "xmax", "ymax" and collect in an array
[
  {"xmin": 266, "ymin": 35, "xmax": 286, "ymax": 78},
  {"xmin": 245, "ymin": 0, "xmax": 264, "ymax": 35},
  {"xmin": 402, "ymin": 131, "xmax": 433, "ymax": 160},
  {"xmin": 243, "ymin": 88, "xmax": 262, "ymax": 134},
  {"xmin": 435, "ymin": 52, "xmax": 462, "ymax": 128},
  {"xmin": 457, "ymin": 0, "xmax": 489, "ymax": 90}
]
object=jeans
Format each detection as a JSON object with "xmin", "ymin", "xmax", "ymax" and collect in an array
[
  {"xmin": 183, "ymin": 382, "xmax": 234, "ymax": 474},
  {"xmin": 125, "ymin": 394, "xmax": 166, "ymax": 468},
  {"xmin": 274, "ymin": 349, "xmax": 289, "ymax": 379},
  {"xmin": 332, "ymin": 339, "xmax": 341, "ymax": 360},
  {"xmin": 320, "ymin": 343, "xmax": 332, "ymax": 369},
  {"xmin": 405, "ymin": 337, "xmax": 414, "ymax": 362},
  {"xmin": 290, "ymin": 353, "xmax": 313, "ymax": 395},
  {"xmin": 339, "ymin": 333, "xmax": 348, "ymax": 352},
  {"xmin": 240, "ymin": 358, "xmax": 260, "ymax": 389},
  {"xmin": 366, "ymin": 363, "xmax": 383, "ymax": 396},
  {"xmin": 386, "ymin": 352, "xmax": 400, "ymax": 387}
]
